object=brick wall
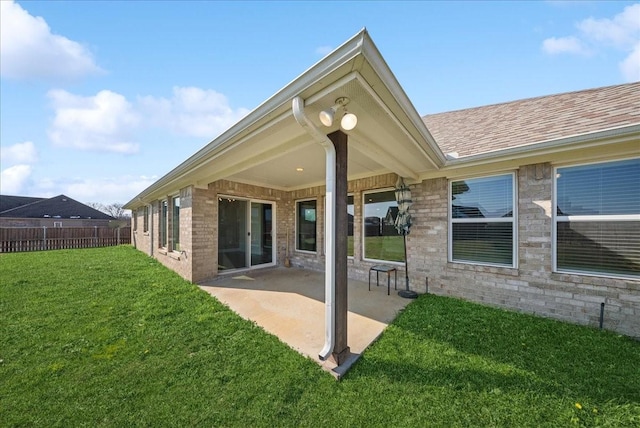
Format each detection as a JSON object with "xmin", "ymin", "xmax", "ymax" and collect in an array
[
  {"xmin": 402, "ymin": 164, "xmax": 639, "ymax": 338},
  {"xmin": 133, "ymin": 165, "xmax": 639, "ymax": 338}
]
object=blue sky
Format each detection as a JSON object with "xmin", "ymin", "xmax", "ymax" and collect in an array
[{"xmin": 1, "ymin": 0, "xmax": 638, "ymax": 205}]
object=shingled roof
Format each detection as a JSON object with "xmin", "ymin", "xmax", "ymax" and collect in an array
[
  {"xmin": 0, "ymin": 194, "xmax": 115, "ymax": 220},
  {"xmin": 423, "ymin": 82, "xmax": 640, "ymax": 158},
  {"xmin": 0, "ymin": 195, "xmax": 46, "ymax": 212}
]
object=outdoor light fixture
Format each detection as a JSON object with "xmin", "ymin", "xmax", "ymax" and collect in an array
[{"xmin": 319, "ymin": 97, "xmax": 358, "ymax": 131}]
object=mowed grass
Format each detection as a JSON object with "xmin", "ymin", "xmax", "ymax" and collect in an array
[{"xmin": 1, "ymin": 246, "xmax": 639, "ymax": 427}]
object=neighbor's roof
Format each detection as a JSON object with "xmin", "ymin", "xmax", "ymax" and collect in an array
[
  {"xmin": 0, "ymin": 194, "xmax": 115, "ymax": 220},
  {"xmin": 423, "ymin": 82, "xmax": 640, "ymax": 158},
  {"xmin": 0, "ymin": 195, "xmax": 46, "ymax": 212}
]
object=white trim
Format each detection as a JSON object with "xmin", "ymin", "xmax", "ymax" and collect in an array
[
  {"xmin": 216, "ymin": 195, "xmax": 277, "ymax": 271},
  {"xmin": 347, "ymin": 193, "xmax": 355, "ymax": 259},
  {"xmin": 361, "ymin": 187, "xmax": 406, "ymax": 264},
  {"xmin": 442, "ymin": 124, "xmax": 640, "ymax": 169},
  {"xmin": 448, "ymin": 172, "xmax": 517, "ymax": 268},
  {"xmin": 295, "ymin": 198, "xmax": 318, "ymax": 254},
  {"xmin": 557, "ymin": 215, "xmax": 640, "ymax": 222},
  {"xmin": 159, "ymin": 199, "xmax": 169, "ymax": 249},
  {"xmin": 553, "ymin": 158, "xmax": 640, "ymax": 278}
]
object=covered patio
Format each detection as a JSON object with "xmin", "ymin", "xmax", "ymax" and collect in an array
[{"xmin": 199, "ymin": 267, "xmax": 412, "ymax": 378}]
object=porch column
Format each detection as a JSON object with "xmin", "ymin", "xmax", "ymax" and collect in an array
[{"xmin": 327, "ymin": 130, "xmax": 350, "ymax": 364}]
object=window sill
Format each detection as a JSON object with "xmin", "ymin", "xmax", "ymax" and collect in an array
[
  {"xmin": 168, "ymin": 251, "xmax": 181, "ymax": 261},
  {"xmin": 158, "ymin": 248, "xmax": 168, "ymax": 255},
  {"xmin": 295, "ymin": 249, "xmax": 317, "ymax": 255}
]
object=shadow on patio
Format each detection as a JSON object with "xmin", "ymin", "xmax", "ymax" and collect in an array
[{"xmin": 199, "ymin": 267, "xmax": 412, "ymax": 377}]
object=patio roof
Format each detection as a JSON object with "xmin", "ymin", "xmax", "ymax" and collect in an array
[{"xmin": 126, "ymin": 29, "xmax": 445, "ymax": 207}]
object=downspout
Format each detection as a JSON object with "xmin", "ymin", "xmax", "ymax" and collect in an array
[{"xmin": 292, "ymin": 96, "xmax": 336, "ymax": 361}]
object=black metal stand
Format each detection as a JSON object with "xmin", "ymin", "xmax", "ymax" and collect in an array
[{"xmin": 398, "ymin": 233, "xmax": 418, "ymax": 299}]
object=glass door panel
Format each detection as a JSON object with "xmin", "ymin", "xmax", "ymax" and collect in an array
[
  {"xmin": 218, "ymin": 198, "xmax": 247, "ymax": 270},
  {"xmin": 251, "ymin": 202, "xmax": 273, "ymax": 266},
  {"xmin": 218, "ymin": 198, "xmax": 274, "ymax": 271}
]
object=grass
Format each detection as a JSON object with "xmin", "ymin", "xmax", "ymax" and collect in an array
[{"xmin": 1, "ymin": 246, "xmax": 639, "ymax": 427}]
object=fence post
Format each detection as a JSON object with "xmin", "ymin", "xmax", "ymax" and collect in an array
[
  {"xmin": 94, "ymin": 226, "xmax": 98, "ymax": 247},
  {"xmin": 117, "ymin": 227, "xmax": 121, "ymax": 245},
  {"xmin": 42, "ymin": 226, "xmax": 47, "ymax": 251}
]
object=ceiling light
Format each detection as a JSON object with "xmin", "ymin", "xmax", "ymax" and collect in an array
[
  {"xmin": 319, "ymin": 106, "xmax": 339, "ymax": 127},
  {"xmin": 340, "ymin": 112, "xmax": 357, "ymax": 131},
  {"xmin": 319, "ymin": 97, "xmax": 357, "ymax": 131},
  {"xmin": 296, "ymin": 167, "xmax": 304, "ymax": 172}
]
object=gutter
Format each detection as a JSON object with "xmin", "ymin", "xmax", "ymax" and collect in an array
[
  {"xmin": 292, "ymin": 96, "xmax": 336, "ymax": 361},
  {"xmin": 442, "ymin": 123, "xmax": 640, "ymax": 169}
]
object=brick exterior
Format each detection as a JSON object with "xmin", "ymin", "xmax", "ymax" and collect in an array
[{"xmin": 131, "ymin": 165, "xmax": 639, "ymax": 338}]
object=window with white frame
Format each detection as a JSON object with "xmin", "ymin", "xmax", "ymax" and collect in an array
[
  {"xmin": 172, "ymin": 196, "xmax": 180, "ymax": 252},
  {"xmin": 347, "ymin": 195, "xmax": 354, "ymax": 257},
  {"xmin": 555, "ymin": 158, "xmax": 640, "ymax": 278},
  {"xmin": 449, "ymin": 173, "xmax": 516, "ymax": 267},
  {"xmin": 296, "ymin": 199, "xmax": 317, "ymax": 252},
  {"xmin": 363, "ymin": 190, "xmax": 403, "ymax": 263},
  {"xmin": 143, "ymin": 205, "xmax": 149, "ymax": 233},
  {"xmin": 160, "ymin": 200, "xmax": 168, "ymax": 248}
]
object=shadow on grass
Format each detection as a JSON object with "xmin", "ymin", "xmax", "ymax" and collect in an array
[{"xmin": 349, "ymin": 294, "xmax": 640, "ymax": 404}]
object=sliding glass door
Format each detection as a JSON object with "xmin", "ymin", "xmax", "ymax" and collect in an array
[{"xmin": 218, "ymin": 198, "xmax": 274, "ymax": 271}]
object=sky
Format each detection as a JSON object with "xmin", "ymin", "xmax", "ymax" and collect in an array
[{"xmin": 1, "ymin": 0, "xmax": 638, "ymax": 206}]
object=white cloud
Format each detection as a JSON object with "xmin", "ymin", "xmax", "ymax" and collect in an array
[
  {"xmin": 620, "ymin": 42, "xmax": 640, "ymax": 81},
  {"xmin": 46, "ymin": 86, "xmax": 250, "ymax": 154},
  {"xmin": 542, "ymin": 3, "xmax": 640, "ymax": 82},
  {"xmin": 138, "ymin": 86, "xmax": 250, "ymax": 138},
  {"xmin": 315, "ymin": 45, "xmax": 333, "ymax": 56},
  {"xmin": 542, "ymin": 36, "xmax": 590, "ymax": 55},
  {"xmin": 0, "ymin": 0, "xmax": 102, "ymax": 81},
  {"xmin": 47, "ymin": 89, "xmax": 140, "ymax": 154},
  {"xmin": 577, "ymin": 4, "xmax": 640, "ymax": 47},
  {"xmin": 0, "ymin": 164, "xmax": 32, "ymax": 194},
  {"xmin": 60, "ymin": 175, "xmax": 159, "ymax": 205},
  {"xmin": 0, "ymin": 141, "xmax": 38, "ymax": 164}
]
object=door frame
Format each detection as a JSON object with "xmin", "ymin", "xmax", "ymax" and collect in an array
[{"xmin": 217, "ymin": 195, "xmax": 277, "ymax": 272}]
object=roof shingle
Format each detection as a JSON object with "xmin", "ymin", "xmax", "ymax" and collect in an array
[
  {"xmin": 0, "ymin": 194, "xmax": 115, "ymax": 220},
  {"xmin": 423, "ymin": 82, "xmax": 640, "ymax": 158}
]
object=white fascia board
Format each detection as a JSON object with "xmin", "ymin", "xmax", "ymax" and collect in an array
[{"xmin": 440, "ymin": 124, "xmax": 640, "ymax": 170}]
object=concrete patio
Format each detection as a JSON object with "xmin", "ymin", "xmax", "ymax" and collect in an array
[{"xmin": 199, "ymin": 267, "xmax": 413, "ymax": 378}]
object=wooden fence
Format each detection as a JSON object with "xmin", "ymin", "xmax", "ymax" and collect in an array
[{"xmin": 0, "ymin": 227, "xmax": 131, "ymax": 253}]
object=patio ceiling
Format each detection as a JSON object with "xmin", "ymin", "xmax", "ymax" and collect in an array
[{"xmin": 126, "ymin": 29, "xmax": 446, "ymax": 206}]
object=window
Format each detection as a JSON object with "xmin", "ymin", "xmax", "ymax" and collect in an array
[
  {"xmin": 133, "ymin": 211, "xmax": 138, "ymax": 230},
  {"xmin": 363, "ymin": 190, "xmax": 403, "ymax": 262},
  {"xmin": 555, "ymin": 158, "xmax": 639, "ymax": 278},
  {"xmin": 347, "ymin": 195, "xmax": 354, "ymax": 257},
  {"xmin": 296, "ymin": 200, "xmax": 317, "ymax": 252},
  {"xmin": 143, "ymin": 205, "xmax": 149, "ymax": 232},
  {"xmin": 160, "ymin": 200, "xmax": 168, "ymax": 248},
  {"xmin": 172, "ymin": 196, "xmax": 180, "ymax": 251},
  {"xmin": 450, "ymin": 173, "xmax": 516, "ymax": 267}
]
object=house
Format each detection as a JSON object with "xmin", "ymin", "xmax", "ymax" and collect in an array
[
  {"xmin": 124, "ymin": 29, "xmax": 639, "ymax": 345},
  {"xmin": 0, "ymin": 194, "xmax": 116, "ymax": 227}
]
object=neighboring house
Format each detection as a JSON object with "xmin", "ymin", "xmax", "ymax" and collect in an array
[
  {"xmin": 0, "ymin": 194, "xmax": 116, "ymax": 227},
  {"xmin": 124, "ymin": 30, "xmax": 639, "ymax": 339}
]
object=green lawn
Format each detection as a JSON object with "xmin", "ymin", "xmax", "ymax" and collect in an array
[{"xmin": 1, "ymin": 246, "xmax": 638, "ymax": 427}]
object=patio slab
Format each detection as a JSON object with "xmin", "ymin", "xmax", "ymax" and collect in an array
[{"xmin": 198, "ymin": 267, "xmax": 412, "ymax": 378}]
